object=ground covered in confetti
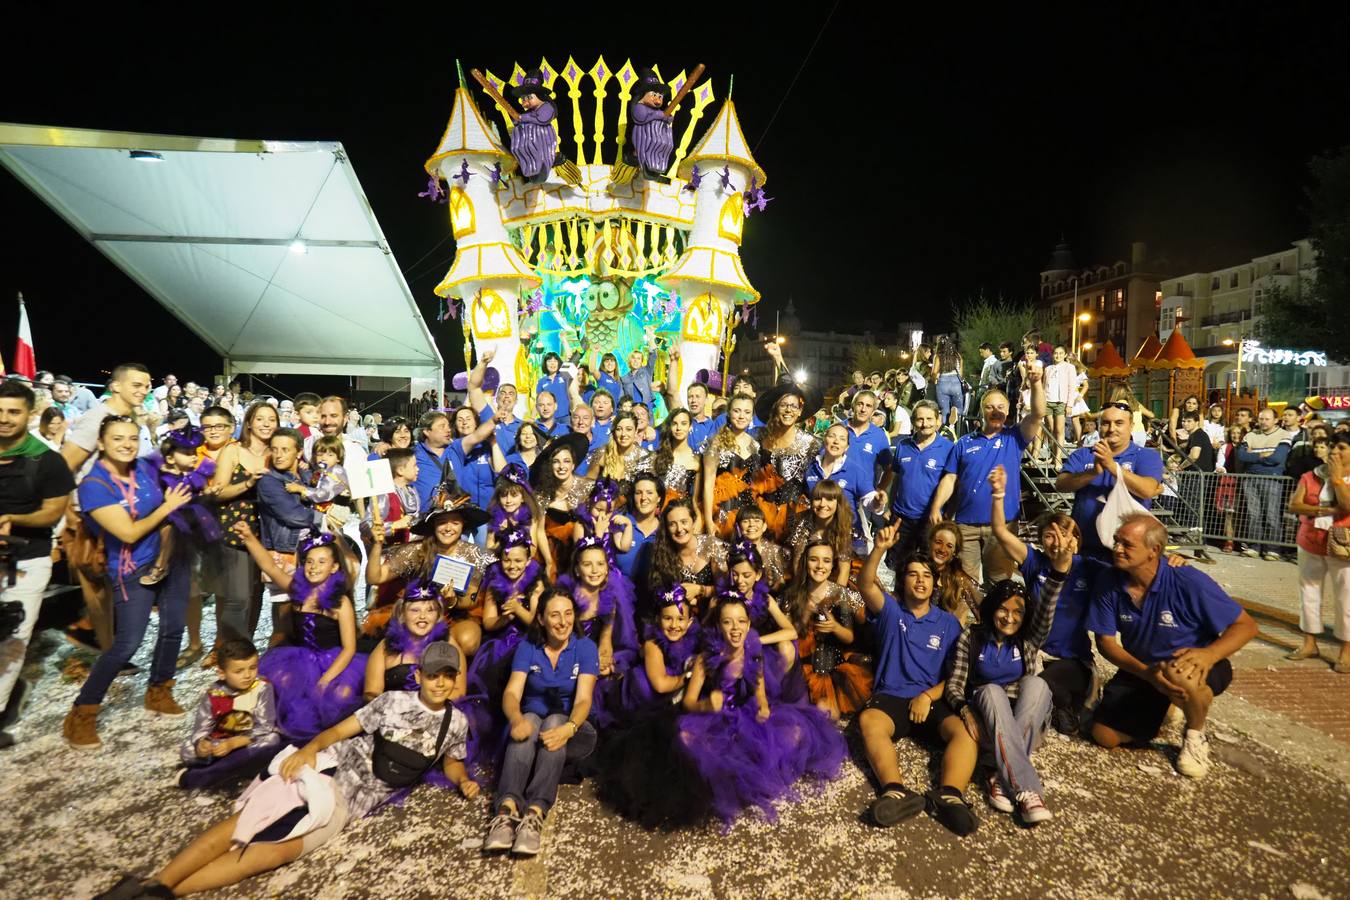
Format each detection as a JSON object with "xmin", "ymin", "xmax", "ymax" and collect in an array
[{"xmin": 3, "ymin": 580, "xmax": 1347, "ymax": 899}]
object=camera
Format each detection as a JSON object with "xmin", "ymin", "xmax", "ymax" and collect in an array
[{"xmin": 0, "ymin": 536, "xmax": 28, "ymax": 592}]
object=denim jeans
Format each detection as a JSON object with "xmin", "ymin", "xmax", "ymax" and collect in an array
[
  {"xmin": 75, "ymin": 561, "xmax": 189, "ymax": 706},
  {"xmin": 972, "ymin": 676, "xmax": 1052, "ymax": 797},
  {"xmin": 496, "ymin": 712, "xmax": 598, "ymax": 815},
  {"xmin": 0, "ymin": 557, "xmax": 54, "ymax": 710},
  {"xmin": 1240, "ymin": 477, "xmax": 1285, "ymax": 554},
  {"xmin": 936, "ymin": 373, "xmax": 964, "ymax": 425}
]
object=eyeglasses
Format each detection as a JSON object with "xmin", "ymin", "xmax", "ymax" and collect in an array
[
  {"xmin": 1102, "ymin": 402, "xmax": 1133, "ymax": 413},
  {"xmin": 201, "ymin": 423, "xmax": 232, "ymax": 432},
  {"xmin": 103, "ymin": 414, "xmax": 136, "ymax": 425}
]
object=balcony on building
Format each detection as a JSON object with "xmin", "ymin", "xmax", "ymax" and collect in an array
[{"xmin": 1199, "ymin": 310, "xmax": 1251, "ymax": 329}]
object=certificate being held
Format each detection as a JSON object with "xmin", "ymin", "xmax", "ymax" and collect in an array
[{"xmin": 432, "ymin": 555, "xmax": 474, "ymax": 594}]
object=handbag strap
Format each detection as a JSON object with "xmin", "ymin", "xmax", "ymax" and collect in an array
[{"xmin": 420, "ymin": 703, "xmax": 455, "ymax": 777}]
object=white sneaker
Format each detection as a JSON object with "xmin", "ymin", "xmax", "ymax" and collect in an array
[
  {"xmin": 986, "ymin": 774, "xmax": 1014, "ymax": 813},
  {"xmin": 1016, "ymin": 791, "xmax": 1053, "ymax": 824},
  {"xmin": 1240, "ymin": 548, "xmax": 1260, "ymax": 558},
  {"xmin": 1176, "ymin": 730, "xmax": 1212, "ymax": 778}
]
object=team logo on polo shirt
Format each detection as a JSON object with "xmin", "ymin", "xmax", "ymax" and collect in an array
[
  {"xmin": 927, "ymin": 634, "xmax": 942, "ymax": 649},
  {"xmin": 926, "ymin": 458, "xmax": 937, "ymax": 469},
  {"xmin": 571, "ymin": 663, "xmax": 581, "ymax": 676},
  {"xmin": 864, "ymin": 442, "xmax": 875, "ymax": 453},
  {"xmin": 1074, "ymin": 578, "xmax": 1088, "ymax": 590},
  {"xmin": 529, "ymin": 664, "xmax": 542, "ymax": 674},
  {"xmin": 1158, "ymin": 610, "xmax": 1177, "ymax": 628},
  {"xmin": 1012, "ymin": 647, "xmax": 1021, "ymax": 660},
  {"xmin": 993, "ymin": 439, "xmax": 1002, "ymax": 449},
  {"xmin": 901, "ymin": 456, "xmax": 913, "ymax": 464},
  {"xmin": 1118, "ymin": 612, "xmax": 1134, "ymax": 623}
]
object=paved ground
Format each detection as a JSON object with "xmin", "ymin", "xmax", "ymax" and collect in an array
[{"xmin": 3, "ymin": 551, "xmax": 1348, "ymax": 900}]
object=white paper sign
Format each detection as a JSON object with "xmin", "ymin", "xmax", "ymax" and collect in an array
[
  {"xmin": 432, "ymin": 555, "xmax": 474, "ymax": 593},
  {"xmin": 346, "ymin": 458, "xmax": 396, "ymax": 500}
]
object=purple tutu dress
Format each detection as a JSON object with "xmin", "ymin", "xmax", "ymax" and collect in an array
[
  {"xmin": 674, "ymin": 630, "xmax": 845, "ymax": 827},
  {"xmin": 735, "ymin": 581, "xmax": 807, "ymax": 703},
  {"xmin": 150, "ymin": 453, "xmax": 222, "ymax": 543},
  {"xmin": 467, "ymin": 560, "xmax": 544, "ymax": 701},
  {"xmin": 258, "ymin": 610, "xmax": 367, "ymax": 743},
  {"xmin": 557, "ymin": 572, "xmax": 639, "ymax": 727},
  {"xmin": 618, "ymin": 622, "xmax": 700, "ymax": 716}
]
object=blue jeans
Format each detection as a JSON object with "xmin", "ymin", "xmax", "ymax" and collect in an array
[
  {"xmin": 1240, "ymin": 477, "xmax": 1285, "ymax": 554},
  {"xmin": 75, "ymin": 562, "xmax": 189, "ymax": 706},
  {"xmin": 936, "ymin": 373, "xmax": 964, "ymax": 424},
  {"xmin": 496, "ymin": 712, "xmax": 598, "ymax": 815},
  {"xmin": 972, "ymin": 676, "xmax": 1051, "ymax": 797}
]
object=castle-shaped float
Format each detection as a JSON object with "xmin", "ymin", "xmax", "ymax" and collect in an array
[{"xmin": 423, "ymin": 57, "xmax": 765, "ymax": 406}]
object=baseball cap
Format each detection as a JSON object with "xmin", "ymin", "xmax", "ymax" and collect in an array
[{"xmin": 419, "ymin": 641, "xmax": 462, "ymax": 675}]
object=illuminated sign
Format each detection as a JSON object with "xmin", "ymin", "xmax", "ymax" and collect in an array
[
  {"xmin": 1321, "ymin": 395, "xmax": 1350, "ymax": 410},
  {"xmin": 1241, "ymin": 340, "xmax": 1327, "ymax": 367}
]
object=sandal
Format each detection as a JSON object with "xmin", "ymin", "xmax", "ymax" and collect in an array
[
  {"xmin": 138, "ymin": 566, "xmax": 169, "ymax": 587},
  {"xmin": 1334, "ymin": 660, "xmax": 1350, "ymax": 674},
  {"xmin": 176, "ymin": 644, "xmax": 204, "ymax": 670},
  {"xmin": 1284, "ymin": 646, "xmax": 1319, "ymax": 661}
]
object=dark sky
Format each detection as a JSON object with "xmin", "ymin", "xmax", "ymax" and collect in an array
[{"xmin": 3, "ymin": 5, "xmax": 1348, "ymax": 386}]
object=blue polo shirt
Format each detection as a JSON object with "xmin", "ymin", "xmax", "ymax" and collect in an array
[
  {"xmin": 889, "ymin": 434, "xmax": 954, "ymax": 520},
  {"xmin": 844, "ymin": 422, "xmax": 889, "ymax": 494},
  {"xmin": 1019, "ymin": 544, "xmax": 1100, "ymax": 661},
  {"xmin": 1087, "ymin": 563, "xmax": 1242, "ymax": 664},
  {"xmin": 942, "ymin": 425, "xmax": 1031, "ymax": 525},
  {"xmin": 447, "ymin": 437, "xmax": 494, "ymax": 509},
  {"xmin": 971, "ymin": 638, "xmax": 1025, "ymax": 688},
  {"xmin": 511, "ymin": 634, "xmax": 601, "ymax": 718},
  {"xmin": 616, "ymin": 519, "xmax": 660, "ymax": 583},
  {"xmin": 594, "ymin": 373, "xmax": 623, "ymax": 405},
  {"xmin": 536, "ymin": 373, "xmax": 571, "ymax": 422},
  {"xmin": 688, "ymin": 414, "xmax": 718, "ymax": 453},
  {"xmin": 413, "ymin": 441, "xmax": 450, "ymax": 511},
  {"xmin": 870, "ymin": 592, "xmax": 962, "ymax": 700},
  {"xmin": 533, "ymin": 418, "xmax": 570, "ymax": 439},
  {"xmin": 1061, "ymin": 443, "xmax": 1164, "ymax": 560},
  {"xmin": 479, "ymin": 404, "xmax": 521, "ymax": 455},
  {"xmin": 78, "ymin": 459, "xmax": 164, "ymax": 571}
]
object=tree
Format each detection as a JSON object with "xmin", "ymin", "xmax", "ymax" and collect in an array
[
  {"xmin": 951, "ymin": 296, "xmax": 1052, "ymax": 377},
  {"xmin": 1259, "ymin": 145, "xmax": 1350, "ymax": 362}
]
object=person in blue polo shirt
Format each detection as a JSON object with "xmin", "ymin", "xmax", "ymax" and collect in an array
[
  {"xmin": 1087, "ymin": 513, "xmax": 1257, "ymax": 778},
  {"xmin": 874, "ymin": 401, "xmax": 952, "ymax": 560},
  {"xmin": 467, "ymin": 349, "xmax": 523, "ymax": 452},
  {"xmin": 535, "ymin": 352, "xmax": 572, "ymax": 424},
  {"xmin": 1055, "ymin": 401, "xmax": 1163, "ymax": 561},
  {"xmin": 856, "ymin": 523, "xmax": 979, "ymax": 836},
  {"xmin": 929, "ymin": 369, "xmax": 1044, "ymax": 583},
  {"xmin": 843, "ymin": 390, "xmax": 888, "ymax": 498},
  {"xmin": 485, "ymin": 588, "xmax": 599, "ymax": 856},
  {"xmin": 445, "ymin": 407, "xmax": 497, "ymax": 540},
  {"xmin": 412, "ymin": 410, "xmax": 456, "ymax": 512},
  {"xmin": 530, "ymin": 390, "xmax": 569, "ymax": 440},
  {"xmin": 805, "ymin": 423, "xmax": 868, "ymax": 527}
]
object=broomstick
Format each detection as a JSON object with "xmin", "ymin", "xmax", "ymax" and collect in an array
[
  {"xmin": 470, "ymin": 69, "xmax": 520, "ymax": 122},
  {"xmin": 663, "ymin": 64, "xmax": 706, "ymax": 114}
]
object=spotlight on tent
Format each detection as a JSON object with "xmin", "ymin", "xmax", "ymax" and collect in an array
[
  {"xmin": 289, "ymin": 240, "xmax": 308, "ymax": 254},
  {"xmin": 794, "ymin": 368, "xmax": 808, "ymax": 383},
  {"xmin": 128, "ymin": 150, "xmax": 164, "ymax": 162}
]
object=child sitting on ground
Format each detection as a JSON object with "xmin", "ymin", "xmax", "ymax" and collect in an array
[
  {"xmin": 178, "ymin": 638, "xmax": 281, "ymax": 790},
  {"xmin": 141, "ymin": 425, "xmax": 220, "ymax": 586}
]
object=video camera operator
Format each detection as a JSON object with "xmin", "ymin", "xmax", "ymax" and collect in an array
[{"xmin": 0, "ymin": 380, "xmax": 75, "ymax": 749}]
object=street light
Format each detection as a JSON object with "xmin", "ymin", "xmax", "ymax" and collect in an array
[
  {"xmin": 1072, "ymin": 311, "xmax": 1093, "ymax": 356},
  {"xmin": 1221, "ymin": 337, "xmax": 1246, "ymax": 393},
  {"xmin": 1081, "ymin": 341, "xmax": 1094, "ymax": 352}
]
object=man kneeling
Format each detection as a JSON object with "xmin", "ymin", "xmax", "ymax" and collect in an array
[
  {"xmin": 1088, "ymin": 514, "xmax": 1257, "ymax": 777},
  {"xmin": 856, "ymin": 525, "xmax": 979, "ymax": 835}
]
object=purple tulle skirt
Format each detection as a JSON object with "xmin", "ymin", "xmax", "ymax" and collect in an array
[
  {"xmin": 258, "ymin": 645, "xmax": 368, "ymax": 743},
  {"xmin": 676, "ymin": 701, "xmax": 845, "ymax": 826},
  {"xmin": 619, "ymin": 664, "xmax": 683, "ymax": 716},
  {"xmin": 467, "ymin": 624, "xmax": 526, "ymax": 701}
]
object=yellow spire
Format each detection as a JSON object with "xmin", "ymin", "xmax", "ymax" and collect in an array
[
  {"xmin": 425, "ymin": 87, "xmax": 514, "ymax": 175},
  {"xmin": 677, "ymin": 98, "xmax": 767, "ymax": 186}
]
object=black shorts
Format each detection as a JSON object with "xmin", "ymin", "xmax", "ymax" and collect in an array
[
  {"xmin": 864, "ymin": 692, "xmax": 959, "ymax": 743},
  {"xmin": 1094, "ymin": 658, "xmax": 1233, "ymax": 741}
]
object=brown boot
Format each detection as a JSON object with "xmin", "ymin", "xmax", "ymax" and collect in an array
[
  {"xmin": 63, "ymin": 704, "xmax": 101, "ymax": 750},
  {"xmin": 145, "ymin": 680, "xmax": 186, "ymax": 716}
]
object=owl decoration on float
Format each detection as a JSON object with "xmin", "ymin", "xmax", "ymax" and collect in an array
[{"xmin": 423, "ymin": 57, "xmax": 768, "ymax": 409}]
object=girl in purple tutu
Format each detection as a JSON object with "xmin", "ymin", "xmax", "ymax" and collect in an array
[
  {"xmin": 484, "ymin": 463, "xmax": 553, "ymax": 578},
  {"xmin": 468, "ymin": 528, "xmax": 546, "ymax": 703},
  {"xmin": 675, "ymin": 592, "xmax": 846, "ymax": 827},
  {"xmin": 723, "ymin": 539, "xmax": 798, "ymax": 670},
  {"xmin": 362, "ymin": 582, "xmax": 454, "ymax": 700},
  {"xmin": 140, "ymin": 425, "xmax": 222, "ymax": 586},
  {"xmin": 619, "ymin": 584, "xmax": 701, "ymax": 716},
  {"xmin": 569, "ymin": 477, "xmax": 634, "ymax": 555},
  {"xmin": 555, "ymin": 536, "xmax": 639, "ymax": 725},
  {"xmin": 234, "ymin": 524, "xmax": 366, "ymax": 743}
]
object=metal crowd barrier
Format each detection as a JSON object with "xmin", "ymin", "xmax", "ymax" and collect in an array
[{"xmin": 1165, "ymin": 470, "xmax": 1298, "ymax": 551}]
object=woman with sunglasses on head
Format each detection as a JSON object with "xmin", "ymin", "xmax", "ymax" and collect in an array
[
  {"xmin": 753, "ymin": 342, "xmax": 820, "ymax": 541},
  {"xmin": 63, "ymin": 416, "xmax": 195, "ymax": 750},
  {"xmin": 366, "ymin": 417, "xmax": 413, "ymax": 461}
]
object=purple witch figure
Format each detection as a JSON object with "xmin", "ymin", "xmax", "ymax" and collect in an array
[
  {"xmin": 623, "ymin": 68, "xmax": 674, "ymax": 184},
  {"xmin": 508, "ymin": 70, "xmax": 560, "ymax": 185},
  {"xmin": 140, "ymin": 425, "xmax": 221, "ymax": 586}
]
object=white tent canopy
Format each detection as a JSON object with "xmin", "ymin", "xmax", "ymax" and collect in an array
[{"xmin": 0, "ymin": 123, "xmax": 442, "ymax": 392}]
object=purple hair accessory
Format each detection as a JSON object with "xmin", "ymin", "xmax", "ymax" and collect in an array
[
  {"xmin": 165, "ymin": 425, "xmax": 204, "ymax": 451},
  {"xmin": 297, "ymin": 531, "xmax": 337, "ymax": 558},
  {"xmin": 403, "ymin": 579, "xmax": 438, "ymax": 602},
  {"xmin": 499, "ymin": 527, "xmax": 532, "ymax": 551},
  {"xmin": 588, "ymin": 477, "xmax": 620, "ymax": 507},
  {"xmin": 499, "ymin": 462, "xmax": 532, "ymax": 491},
  {"xmin": 656, "ymin": 584, "xmax": 689, "ymax": 616}
]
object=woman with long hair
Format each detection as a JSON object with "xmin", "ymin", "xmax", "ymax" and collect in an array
[
  {"xmin": 583, "ymin": 410, "xmax": 652, "ymax": 504},
  {"xmin": 781, "ymin": 537, "xmax": 873, "ymax": 719},
  {"xmin": 752, "ymin": 342, "xmax": 820, "ymax": 540},
  {"xmin": 554, "ymin": 536, "xmax": 639, "ymax": 725},
  {"xmin": 927, "ymin": 519, "xmax": 981, "ymax": 626},
  {"xmin": 362, "ymin": 584, "xmax": 457, "ymax": 701},
  {"xmin": 933, "ymin": 336, "xmax": 965, "ymax": 433},
  {"xmin": 532, "ymin": 433, "xmax": 593, "ymax": 573},
  {"xmin": 653, "ymin": 407, "xmax": 700, "ymax": 507},
  {"xmin": 786, "ymin": 480, "xmax": 854, "ymax": 586},
  {"xmin": 648, "ymin": 498, "xmax": 729, "ymax": 618},
  {"xmin": 701, "ymin": 395, "xmax": 761, "ymax": 540}
]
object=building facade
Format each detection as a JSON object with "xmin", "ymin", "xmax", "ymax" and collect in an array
[
  {"xmin": 1037, "ymin": 241, "xmax": 1165, "ymax": 365},
  {"xmin": 1156, "ymin": 239, "xmax": 1348, "ymax": 400}
]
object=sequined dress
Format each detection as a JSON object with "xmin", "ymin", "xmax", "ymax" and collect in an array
[{"xmin": 754, "ymin": 430, "xmax": 820, "ymax": 541}]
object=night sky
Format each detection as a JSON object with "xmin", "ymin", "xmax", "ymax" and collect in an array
[{"xmin": 3, "ymin": 6, "xmax": 1348, "ymax": 389}]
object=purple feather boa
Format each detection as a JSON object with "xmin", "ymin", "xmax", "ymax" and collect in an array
[
  {"xmin": 483, "ymin": 559, "xmax": 543, "ymax": 604},
  {"xmin": 644, "ymin": 621, "xmax": 701, "ymax": 675},
  {"xmin": 700, "ymin": 627, "xmax": 764, "ymax": 701},
  {"xmin": 488, "ymin": 503, "xmax": 532, "ymax": 537},
  {"xmin": 714, "ymin": 575, "xmax": 772, "ymax": 626},
  {"xmin": 556, "ymin": 571, "xmax": 638, "ymax": 652},
  {"xmin": 290, "ymin": 567, "xmax": 348, "ymax": 612},
  {"xmin": 385, "ymin": 616, "xmax": 449, "ymax": 657}
]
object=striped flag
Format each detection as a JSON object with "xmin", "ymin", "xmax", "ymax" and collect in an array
[{"xmin": 13, "ymin": 293, "xmax": 34, "ymax": 379}]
